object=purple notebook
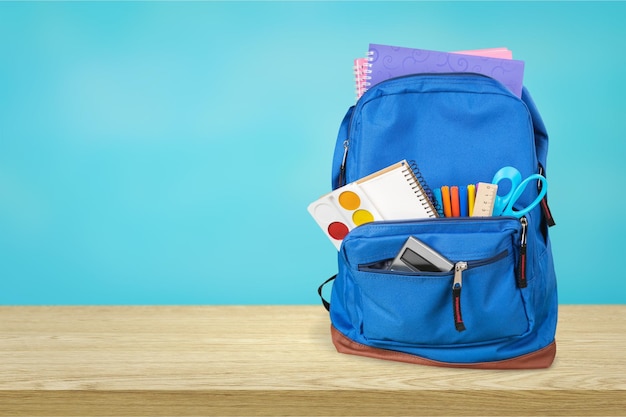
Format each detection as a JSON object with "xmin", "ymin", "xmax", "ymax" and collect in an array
[{"xmin": 368, "ymin": 43, "xmax": 525, "ymax": 97}]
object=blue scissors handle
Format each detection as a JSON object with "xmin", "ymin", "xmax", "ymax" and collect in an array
[{"xmin": 491, "ymin": 166, "xmax": 548, "ymax": 218}]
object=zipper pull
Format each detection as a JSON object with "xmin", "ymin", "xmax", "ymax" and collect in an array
[
  {"xmin": 338, "ymin": 140, "xmax": 349, "ymax": 188},
  {"xmin": 540, "ymin": 196, "xmax": 556, "ymax": 227},
  {"xmin": 452, "ymin": 261, "xmax": 468, "ymax": 332},
  {"xmin": 538, "ymin": 164, "xmax": 556, "ymax": 227},
  {"xmin": 517, "ymin": 217, "xmax": 528, "ymax": 288}
]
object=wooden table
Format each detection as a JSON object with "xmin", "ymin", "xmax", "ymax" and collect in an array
[{"xmin": 0, "ymin": 305, "xmax": 624, "ymax": 416}]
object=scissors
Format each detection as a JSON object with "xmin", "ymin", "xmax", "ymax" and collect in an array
[{"xmin": 491, "ymin": 166, "xmax": 548, "ymax": 218}]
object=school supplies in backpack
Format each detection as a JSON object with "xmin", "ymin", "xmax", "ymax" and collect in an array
[
  {"xmin": 308, "ymin": 160, "xmax": 438, "ymax": 249},
  {"xmin": 314, "ymin": 47, "xmax": 558, "ymax": 369}
]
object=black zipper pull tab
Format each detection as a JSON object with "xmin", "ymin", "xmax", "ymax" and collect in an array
[
  {"xmin": 517, "ymin": 217, "xmax": 528, "ymax": 288},
  {"xmin": 538, "ymin": 164, "xmax": 556, "ymax": 227},
  {"xmin": 452, "ymin": 261, "xmax": 468, "ymax": 332},
  {"xmin": 338, "ymin": 139, "xmax": 349, "ymax": 188},
  {"xmin": 540, "ymin": 196, "xmax": 555, "ymax": 227}
]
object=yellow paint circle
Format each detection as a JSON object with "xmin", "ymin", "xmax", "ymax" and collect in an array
[
  {"xmin": 338, "ymin": 191, "xmax": 361, "ymax": 210},
  {"xmin": 352, "ymin": 209, "xmax": 374, "ymax": 226}
]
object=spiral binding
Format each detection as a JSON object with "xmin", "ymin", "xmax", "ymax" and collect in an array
[
  {"xmin": 354, "ymin": 57, "xmax": 372, "ymax": 100},
  {"xmin": 404, "ymin": 160, "xmax": 441, "ymax": 217}
]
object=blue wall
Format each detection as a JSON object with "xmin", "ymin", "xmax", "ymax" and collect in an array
[{"xmin": 1, "ymin": 2, "xmax": 624, "ymax": 304}]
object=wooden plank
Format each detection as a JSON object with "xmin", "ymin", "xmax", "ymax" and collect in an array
[{"xmin": 0, "ymin": 305, "xmax": 624, "ymax": 416}]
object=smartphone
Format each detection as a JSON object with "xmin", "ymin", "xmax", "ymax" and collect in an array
[{"xmin": 389, "ymin": 236, "xmax": 454, "ymax": 273}]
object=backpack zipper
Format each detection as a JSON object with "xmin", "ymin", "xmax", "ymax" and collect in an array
[
  {"xmin": 517, "ymin": 216, "xmax": 528, "ymax": 288},
  {"xmin": 452, "ymin": 261, "xmax": 468, "ymax": 332},
  {"xmin": 338, "ymin": 139, "xmax": 349, "ymax": 188},
  {"xmin": 450, "ymin": 250, "xmax": 510, "ymax": 333}
]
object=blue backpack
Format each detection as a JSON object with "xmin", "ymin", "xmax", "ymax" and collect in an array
[{"xmin": 319, "ymin": 73, "xmax": 558, "ymax": 369}]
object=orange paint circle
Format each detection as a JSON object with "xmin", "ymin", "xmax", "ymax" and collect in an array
[{"xmin": 338, "ymin": 191, "xmax": 360, "ymax": 210}]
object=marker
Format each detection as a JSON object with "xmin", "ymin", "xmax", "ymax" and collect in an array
[
  {"xmin": 440, "ymin": 186, "xmax": 452, "ymax": 217},
  {"xmin": 450, "ymin": 186, "xmax": 460, "ymax": 217},
  {"xmin": 433, "ymin": 188, "xmax": 444, "ymax": 217},
  {"xmin": 459, "ymin": 185, "xmax": 468, "ymax": 217},
  {"xmin": 467, "ymin": 184, "xmax": 476, "ymax": 216}
]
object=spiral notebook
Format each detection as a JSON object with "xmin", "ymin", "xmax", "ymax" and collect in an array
[
  {"xmin": 308, "ymin": 160, "xmax": 438, "ymax": 249},
  {"xmin": 354, "ymin": 45, "xmax": 521, "ymax": 100},
  {"xmin": 354, "ymin": 57, "xmax": 371, "ymax": 100}
]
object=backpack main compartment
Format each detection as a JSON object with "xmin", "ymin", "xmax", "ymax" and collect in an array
[{"xmin": 327, "ymin": 73, "xmax": 557, "ymax": 368}]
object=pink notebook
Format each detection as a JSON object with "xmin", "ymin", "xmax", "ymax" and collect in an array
[
  {"xmin": 354, "ymin": 57, "xmax": 370, "ymax": 100},
  {"xmin": 455, "ymin": 47, "xmax": 513, "ymax": 59}
]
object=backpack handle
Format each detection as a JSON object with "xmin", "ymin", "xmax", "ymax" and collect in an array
[{"xmin": 317, "ymin": 275, "xmax": 336, "ymax": 311}]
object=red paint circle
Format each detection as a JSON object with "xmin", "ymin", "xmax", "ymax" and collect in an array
[{"xmin": 327, "ymin": 222, "xmax": 349, "ymax": 240}]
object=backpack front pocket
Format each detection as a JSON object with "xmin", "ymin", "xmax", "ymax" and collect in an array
[{"xmin": 339, "ymin": 218, "xmax": 529, "ymax": 347}]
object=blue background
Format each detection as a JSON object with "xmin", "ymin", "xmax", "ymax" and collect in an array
[{"xmin": 1, "ymin": 1, "xmax": 624, "ymax": 305}]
